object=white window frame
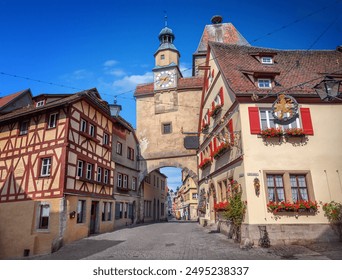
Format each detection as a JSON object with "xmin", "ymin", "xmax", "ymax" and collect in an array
[
  {"xmin": 258, "ymin": 79, "xmax": 272, "ymax": 89},
  {"xmin": 97, "ymin": 167, "xmax": 102, "ymax": 182},
  {"xmin": 260, "ymin": 108, "xmax": 300, "ymax": 130},
  {"xmin": 36, "ymin": 100, "xmax": 45, "ymax": 107},
  {"xmin": 104, "ymin": 169, "xmax": 109, "ymax": 184},
  {"xmin": 117, "ymin": 173, "xmax": 123, "ymax": 188},
  {"xmin": 103, "ymin": 133, "xmax": 109, "ymax": 145},
  {"xmin": 123, "ymin": 174, "xmax": 128, "ymax": 189},
  {"xmin": 48, "ymin": 113, "xmax": 58, "ymax": 128},
  {"xmin": 132, "ymin": 177, "xmax": 137, "ymax": 191},
  {"xmin": 77, "ymin": 200, "xmax": 86, "ymax": 223},
  {"xmin": 261, "ymin": 57, "xmax": 273, "ymax": 64},
  {"xmin": 37, "ymin": 202, "xmax": 50, "ymax": 230},
  {"xmin": 77, "ymin": 160, "xmax": 84, "ymax": 177},
  {"xmin": 86, "ymin": 163, "xmax": 93, "ymax": 180},
  {"xmin": 116, "ymin": 141, "xmax": 122, "ymax": 155},
  {"xmin": 89, "ymin": 124, "xmax": 95, "ymax": 137},
  {"xmin": 19, "ymin": 120, "xmax": 29, "ymax": 135},
  {"xmin": 80, "ymin": 119, "xmax": 87, "ymax": 132},
  {"xmin": 40, "ymin": 157, "xmax": 51, "ymax": 177}
]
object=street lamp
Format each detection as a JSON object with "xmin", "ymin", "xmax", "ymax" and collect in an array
[
  {"xmin": 314, "ymin": 77, "xmax": 341, "ymax": 101},
  {"xmin": 109, "ymin": 97, "xmax": 122, "ymax": 117}
]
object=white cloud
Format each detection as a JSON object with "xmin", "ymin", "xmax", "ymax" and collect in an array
[
  {"xmin": 110, "ymin": 72, "xmax": 153, "ymax": 92},
  {"xmin": 105, "ymin": 69, "xmax": 126, "ymax": 77},
  {"xmin": 179, "ymin": 62, "xmax": 192, "ymax": 78},
  {"xmin": 103, "ymin": 60, "xmax": 118, "ymax": 67}
]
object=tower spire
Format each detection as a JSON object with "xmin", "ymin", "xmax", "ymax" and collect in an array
[{"xmin": 164, "ymin": 11, "xmax": 168, "ymax": 27}]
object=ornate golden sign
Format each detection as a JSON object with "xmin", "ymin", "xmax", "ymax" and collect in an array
[{"xmin": 272, "ymin": 94, "xmax": 298, "ymax": 122}]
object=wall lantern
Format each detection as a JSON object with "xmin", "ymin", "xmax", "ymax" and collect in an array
[
  {"xmin": 253, "ymin": 178, "xmax": 260, "ymax": 196},
  {"xmin": 314, "ymin": 77, "xmax": 341, "ymax": 101},
  {"xmin": 69, "ymin": 211, "xmax": 76, "ymax": 219},
  {"xmin": 109, "ymin": 97, "xmax": 122, "ymax": 117}
]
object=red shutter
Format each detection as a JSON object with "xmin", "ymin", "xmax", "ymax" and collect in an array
[
  {"xmin": 228, "ymin": 119, "xmax": 234, "ymax": 144},
  {"xmin": 248, "ymin": 107, "xmax": 261, "ymax": 134},
  {"xmin": 219, "ymin": 87, "xmax": 224, "ymax": 105},
  {"xmin": 207, "ymin": 109, "xmax": 210, "ymax": 125},
  {"xmin": 300, "ymin": 108, "xmax": 314, "ymax": 135},
  {"xmin": 212, "ymin": 101, "xmax": 215, "ymax": 111},
  {"xmin": 200, "ymin": 152, "xmax": 203, "ymax": 163},
  {"xmin": 213, "ymin": 137, "xmax": 217, "ymax": 151}
]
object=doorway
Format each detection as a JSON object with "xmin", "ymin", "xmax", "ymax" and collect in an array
[{"xmin": 90, "ymin": 201, "xmax": 99, "ymax": 234}]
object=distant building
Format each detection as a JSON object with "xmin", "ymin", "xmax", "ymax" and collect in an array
[
  {"xmin": 141, "ymin": 169, "xmax": 167, "ymax": 222},
  {"xmin": 112, "ymin": 116, "xmax": 140, "ymax": 228}
]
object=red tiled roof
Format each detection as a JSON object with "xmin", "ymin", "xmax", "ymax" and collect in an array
[
  {"xmin": 0, "ymin": 89, "xmax": 29, "ymax": 108},
  {"xmin": 134, "ymin": 77, "xmax": 203, "ymax": 96},
  {"xmin": 210, "ymin": 42, "xmax": 342, "ymax": 95}
]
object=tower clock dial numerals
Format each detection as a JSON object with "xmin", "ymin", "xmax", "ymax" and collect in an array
[{"xmin": 155, "ymin": 70, "xmax": 176, "ymax": 89}]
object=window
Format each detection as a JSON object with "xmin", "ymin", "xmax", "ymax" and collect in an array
[
  {"xmin": 40, "ymin": 157, "xmax": 52, "ymax": 177},
  {"xmin": 161, "ymin": 54, "xmax": 165, "ymax": 60},
  {"xmin": 290, "ymin": 175, "xmax": 309, "ymax": 202},
  {"xmin": 19, "ymin": 120, "xmax": 29, "ymax": 135},
  {"xmin": 123, "ymin": 174, "xmax": 128, "ymax": 189},
  {"xmin": 97, "ymin": 167, "xmax": 102, "ymax": 182},
  {"xmin": 77, "ymin": 200, "xmax": 86, "ymax": 223},
  {"xmin": 260, "ymin": 109, "xmax": 300, "ymax": 130},
  {"xmin": 89, "ymin": 124, "xmax": 95, "ymax": 137},
  {"xmin": 77, "ymin": 160, "xmax": 84, "ymax": 177},
  {"xmin": 192, "ymin": 193, "xmax": 198, "ymax": 199},
  {"xmin": 116, "ymin": 142, "xmax": 122, "ymax": 155},
  {"xmin": 38, "ymin": 203, "xmax": 50, "ymax": 229},
  {"xmin": 102, "ymin": 202, "xmax": 107, "ymax": 221},
  {"xmin": 107, "ymin": 202, "xmax": 112, "ymax": 221},
  {"xmin": 120, "ymin": 202, "xmax": 123, "ymax": 218},
  {"xmin": 80, "ymin": 119, "xmax": 87, "ymax": 132},
  {"xmin": 117, "ymin": 173, "xmax": 122, "ymax": 188},
  {"xmin": 266, "ymin": 172, "xmax": 313, "ymax": 205},
  {"xmin": 258, "ymin": 79, "xmax": 272, "ymax": 88},
  {"xmin": 132, "ymin": 177, "xmax": 137, "ymax": 191},
  {"xmin": 261, "ymin": 57, "xmax": 273, "ymax": 64},
  {"xmin": 104, "ymin": 169, "xmax": 109, "ymax": 184},
  {"xmin": 267, "ymin": 174, "xmax": 285, "ymax": 202},
  {"xmin": 36, "ymin": 100, "xmax": 45, "ymax": 107},
  {"xmin": 162, "ymin": 123, "xmax": 172, "ymax": 134},
  {"xmin": 103, "ymin": 133, "xmax": 109, "ymax": 146},
  {"xmin": 86, "ymin": 163, "xmax": 93, "ymax": 180},
  {"xmin": 127, "ymin": 147, "xmax": 134, "ymax": 160},
  {"xmin": 124, "ymin": 203, "xmax": 128, "ymax": 218},
  {"xmin": 48, "ymin": 113, "xmax": 58, "ymax": 128}
]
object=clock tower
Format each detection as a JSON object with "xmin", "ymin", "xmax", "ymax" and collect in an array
[{"xmin": 153, "ymin": 22, "xmax": 181, "ymax": 91}]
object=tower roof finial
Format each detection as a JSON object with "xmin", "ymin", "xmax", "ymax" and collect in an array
[{"xmin": 164, "ymin": 10, "xmax": 168, "ymax": 27}]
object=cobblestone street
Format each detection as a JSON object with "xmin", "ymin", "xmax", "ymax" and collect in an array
[{"xmin": 27, "ymin": 220, "xmax": 342, "ymax": 260}]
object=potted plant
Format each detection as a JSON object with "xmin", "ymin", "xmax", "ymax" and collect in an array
[
  {"xmin": 260, "ymin": 127, "xmax": 283, "ymax": 138},
  {"xmin": 198, "ymin": 158, "xmax": 212, "ymax": 170},
  {"xmin": 213, "ymin": 142, "xmax": 230, "ymax": 159},
  {"xmin": 285, "ymin": 128, "xmax": 305, "ymax": 137},
  {"xmin": 214, "ymin": 201, "xmax": 229, "ymax": 212}
]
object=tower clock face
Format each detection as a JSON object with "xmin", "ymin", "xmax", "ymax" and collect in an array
[{"xmin": 155, "ymin": 70, "xmax": 176, "ymax": 90}]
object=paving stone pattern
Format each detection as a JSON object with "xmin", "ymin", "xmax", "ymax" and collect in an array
[{"xmin": 28, "ymin": 220, "xmax": 342, "ymax": 260}]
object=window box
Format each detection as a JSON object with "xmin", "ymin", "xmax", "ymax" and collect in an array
[
  {"xmin": 267, "ymin": 200, "xmax": 318, "ymax": 214},
  {"xmin": 260, "ymin": 127, "xmax": 283, "ymax": 138},
  {"xmin": 285, "ymin": 128, "xmax": 306, "ymax": 137},
  {"xmin": 199, "ymin": 158, "xmax": 212, "ymax": 170},
  {"xmin": 213, "ymin": 143, "xmax": 230, "ymax": 159}
]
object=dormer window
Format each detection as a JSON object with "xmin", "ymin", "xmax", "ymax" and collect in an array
[
  {"xmin": 258, "ymin": 79, "xmax": 272, "ymax": 89},
  {"xmin": 36, "ymin": 100, "xmax": 45, "ymax": 107},
  {"xmin": 261, "ymin": 57, "xmax": 273, "ymax": 64}
]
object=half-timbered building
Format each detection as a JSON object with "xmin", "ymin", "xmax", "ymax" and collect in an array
[{"xmin": 0, "ymin": 88, "xmax": 115, "ymax": 259}]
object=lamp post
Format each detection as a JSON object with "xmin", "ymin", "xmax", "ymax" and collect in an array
[
  {"xmin": 109, "ymin": 98, "xmax": 122, "ymax": 117},
  {"xmin": 314, "ymin": 77, "xmax": 341, "ymax": 101}
]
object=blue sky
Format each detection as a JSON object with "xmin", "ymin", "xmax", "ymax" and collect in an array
[{"xmin": 1, "ymin": 0, "xmax": 341, "ymax": 190}]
